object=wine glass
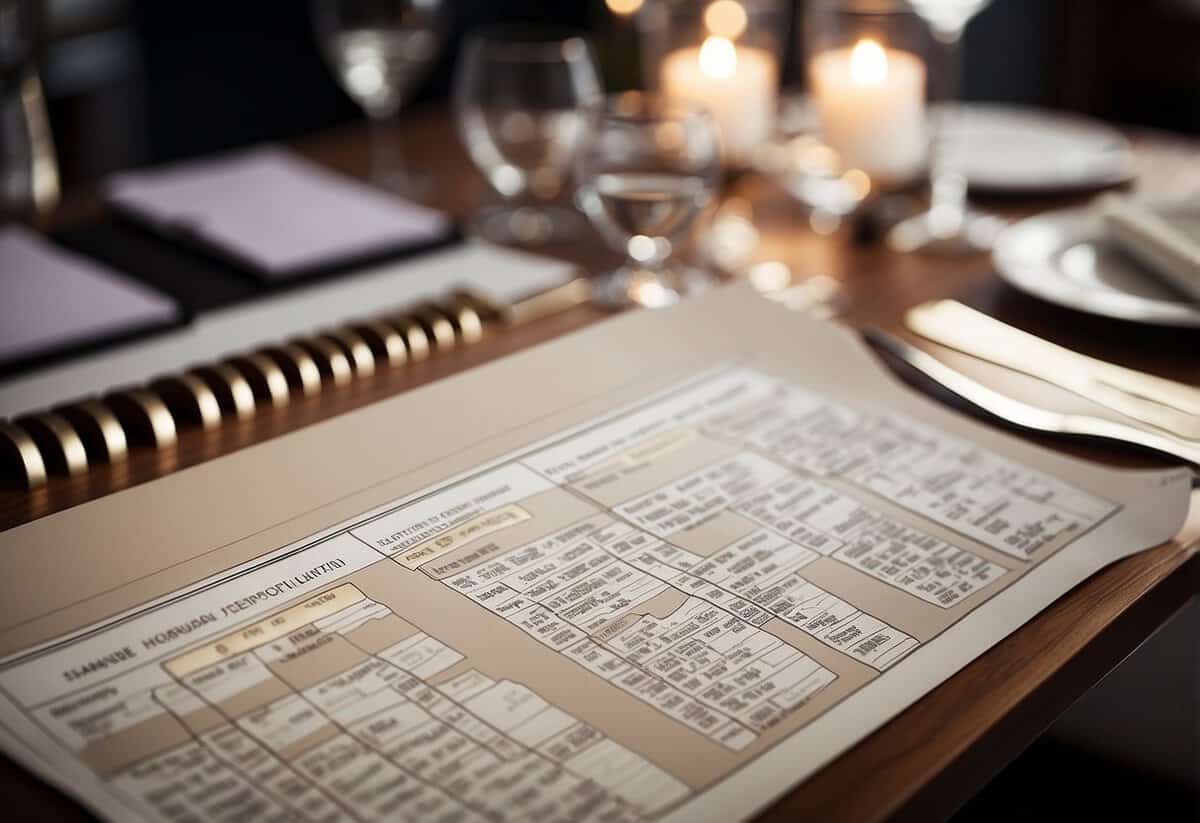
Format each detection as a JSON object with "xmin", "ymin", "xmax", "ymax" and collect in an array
[
  {"xmin": 453, "ymin": 27, "xmax": 603, "ymax": 246},
  {"xmin": 1, "ymin": 0, "xmax": 58, "ymax": 222},
  {"xmin": 887, "ymin": 0, "xmax": 1004, "ymax": 255},
  {"xmin": 575, "ymin": 93, "xmax": 722, "ymax": 308},
  {"xmin": 311, "ymin": 0, "xmax": 448, "ymax": 198}
]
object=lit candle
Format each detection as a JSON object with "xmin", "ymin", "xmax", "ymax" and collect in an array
[
  {"xmin": 809, "ymin": 38, "xmax": 927, "ymax": 185},
  {"xmin": 605, "ymin": 0, "xmax": 644, "ymax": 16},
  {"xmin": 660, "ymin": 2, "xmax": 779, "ymax": 165}
]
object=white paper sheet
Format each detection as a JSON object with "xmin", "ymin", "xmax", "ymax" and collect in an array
[{"xmin": 0, "ymin": 287, "xmax": 1189, "ymax": 822}]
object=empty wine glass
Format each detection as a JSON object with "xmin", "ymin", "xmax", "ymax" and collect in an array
[
  {"xmin": 453, "ymin": 27, "xmax": 602, "ymax": 246},
  {"xmin": 312, "ymin": 0, "xmax": 448, "ymax": 197},
  {"xmin": 576, "ymin": 93, "xmax": 721, "ymax": 308},
  {"xmin": 888, "ymin": 0, "xmax": 1004, "ymax": 254},
  {"xmin": 1, "ymin": 0, "xmax": 57, "ymax": 221}
]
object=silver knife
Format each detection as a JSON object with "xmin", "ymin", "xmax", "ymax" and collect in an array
[
  {"xmin": 864, "ymin": 328, "xmax": 1200, "ymax": 482},
  {"xmin": 905, "ymin": 300, "xmax": 1200, "ymax": 440}
]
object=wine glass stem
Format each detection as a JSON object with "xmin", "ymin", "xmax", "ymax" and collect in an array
[
  {"xmin": 928, "ymin": 28, "xmax": 967, "ymax": 233},
  {"xmin": 368, "ymin": 110, "xmax": 408, "ymax": 188}
]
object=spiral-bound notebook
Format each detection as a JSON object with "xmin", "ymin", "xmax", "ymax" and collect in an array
[
  {"xmin": 0, "ymin": 241, "xmax": 584, "ymax": 488},
  {"xmin": 0, "ymin": 285, "xmax": 1188, "ymax": 822}
]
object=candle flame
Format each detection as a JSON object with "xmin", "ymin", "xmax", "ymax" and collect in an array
[
  {"xmin": 849, "ymin": 38, "xmax": 888, "ymax": 85},
  {"xmin": 699, "ymin": 36, "xmax": 737, "ymax": 79},
  {"xmin": 704, "ymin": 1, "xmax": 748, "ymax": 39},
  {"xmin": 605, "ymin": 0, "xmax": 644, "ymax": 15}
]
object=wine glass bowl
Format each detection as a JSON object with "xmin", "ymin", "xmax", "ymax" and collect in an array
[
  {"xmin": 312, "ymin": 0, "xmax": 449, "ymax": 196},
  {"xmin": 453, "ymin": 27, "xmax": 602, "ymax": 246},
  {"xmin": 325, "ymin": 25, "xmax": 440, "ymax": 117},
  {"xmin": 575, "ymin": 93, "xmax": 722, "ymax": 307},
  {"xmin": 906, "ymin": 0, "xmax": 990, "ymax": 41}
]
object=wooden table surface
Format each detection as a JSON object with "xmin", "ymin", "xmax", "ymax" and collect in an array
[{"xmin": 3, "ymin": 106, "xmax": 1199, "ymax": 821}]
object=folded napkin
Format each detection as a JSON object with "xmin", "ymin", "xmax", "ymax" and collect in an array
[
  {"xmin": 1102, "ymin": 195, "xmax": 1200, "ymax": 302},
  {"xmin": 0, "ymin": 225, "xmax": 179, "ymax": 370},
  {"xmin": 105, "ymin": 147, "xmax": 452, "ymax": 280}
]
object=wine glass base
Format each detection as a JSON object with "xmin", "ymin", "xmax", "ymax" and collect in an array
[
  {"xmin": 886, "ymin": 207, "xmax": 1006, "ymax": 255},
  {"xmin": 471, "ymin": 204, "xmax": 586, "ymax": 247},
  {"xmin": 593, "ymin": 265, "xmax": 716, "ymax": 309}
]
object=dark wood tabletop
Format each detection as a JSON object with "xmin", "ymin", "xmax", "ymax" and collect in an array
[{"xmin": 2, "ymin": 105, "xmax": 1199, "ymax": 821}]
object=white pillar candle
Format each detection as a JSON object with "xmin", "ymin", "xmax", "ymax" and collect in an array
[
  {"xmin": 809, "ymin": 39, "xmax": 927, "ymax": 185},
  {"xmin": 661, "ymin": 36, "xmax": 778, "ymax": 165}
]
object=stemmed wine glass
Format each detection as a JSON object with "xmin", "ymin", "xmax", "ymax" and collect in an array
[
  {"xmin": 311, "ymin": 0, "xmax": 449, "ymax": 198},
  {"xmin": 1, "ymin": 0, "xmax": 58, "ymax": 221},
  {"xmin": 575, "ymin": 93, "xmax": 722, "ymax": 308},
  {"xmin": 888, "ymin": 0, "xmax": 1003, "ymax": 254},
  {"xmin": 453, "ymin": 27, "xmax": 603, "ymax": 246}
]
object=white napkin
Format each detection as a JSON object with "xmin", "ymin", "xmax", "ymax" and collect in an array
[
  {"xmin": 105, "ymin": 147, "xmax": 451, "ymax": 280},
  {"xmin": 1102, "ymin": 195, "xmax": 1200, "ymax": 302},
  {"xmin": 0, "ymin": 225, "xmax": 179, "ymax": 366}
]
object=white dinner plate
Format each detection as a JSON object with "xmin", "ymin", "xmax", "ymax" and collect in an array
[
  {"xmin": 992, "ymin": 206, "xmax": 1200, "ymax": 327},
  {"xmin": 942, "ymin": 104, "xmax": 1136, "ymax": 193}
]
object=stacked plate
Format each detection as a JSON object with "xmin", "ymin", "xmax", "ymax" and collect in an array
[
  {"xmin": 937, "ymin": 104, "xmax": 1199, "ymax": 327},
  {"xmin": 940, "ymin": 104, "xmax": 1135, "ymax": 194},
  {"xmin": 993, "ymin": 204, "xmax": 1200, "ymax": 328}
]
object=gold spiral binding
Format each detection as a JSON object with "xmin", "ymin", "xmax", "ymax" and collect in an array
[
  {"xmin": 352, "ymin": 321, "xmax": 407, "ymax": 368},
  {"xmin": 452, "ymin": 288, "xmax": 504, "ymax": 325},
  {"xmin": 385, "ymin": 313, "xmax": 431, "ymax": 361},
  {"xmin": 58, "ymin": 399, "xmax": 128, "ymax": 462},
  {"xmin": 445, "ymin": 294, "xmax": 484, "ymax": 344},
  {"xmin": 193, "ymin": 364, "xmax": 256, "ymax": 421},
  {"xmin": 295, "ymin": 337, "xmax": 353, "ymax": 388},
  {"xmin": 150, "ymin": 374, "xmax": 223, "ymax": 430},
  {"xmin": 229, "ymin": 354, "xmax": 291, "ymax": 409},
  {"xmin": 14, "ymin": 413, "xmax": 89, "ymax": 477},
  {"xmin": 410, "ymin": 304, "xmax": 457, "ymax": 352},
  {"xmin": 1, "ymin": 281, "xmax": 591, "ymax": 488},
  {"xmin": 104, "ymin": 389, "xmax": 177, "ymax": 448},
  {"xmin": 321, "ymin": 329, "xmax": 376, "ymax": 378},
  {"xmin": 262, "ymin": 344, "xmax": 322, "ymax": 398},
  {"xmin": 0, "ymin": 421, "xmax": 47, "ymax": 490}
]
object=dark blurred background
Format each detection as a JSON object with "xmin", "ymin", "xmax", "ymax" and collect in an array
[{"xmin": 34, "ymin": 0, "xmax": 1200, "ymax": 187}]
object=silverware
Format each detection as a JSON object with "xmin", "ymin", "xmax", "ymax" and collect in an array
[
  {"xmin": 906, "ymin": 300, "xmax": 1200, "ymax": 439},
  {"xmin": 863, "ymin": 328, "xmax": 1200, "ymax": 481}
]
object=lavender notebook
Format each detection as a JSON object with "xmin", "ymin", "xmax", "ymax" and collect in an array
[
  {"xmin": 104, "ymin": 147, "xmax": 452, "ymax": 280},
  {"xmin": 0, "ymin": 225, "xmax": 180, "ymax": 369}
]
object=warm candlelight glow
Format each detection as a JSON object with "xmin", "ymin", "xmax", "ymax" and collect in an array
[
  {"xmin": 809, "ymin": 40, "xmax": 926, "ymax": 183},
  {"xmin": 698, "ymin": 35, "xmax": 737, "ymax": 79},
  {"xmin": 605, "ymin": 0, "xmax": 644, "ymax": 16},
  {"xmin": 849, "ymin": 38, "xmax": 888, "ymax": 85},
  {"xmin": 704, "ymin": 0, "xmax": 748, "ymax": 39},
  {"xmin": 661, "ymin": 19, "xmax": 778, "ymax": 163}
]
